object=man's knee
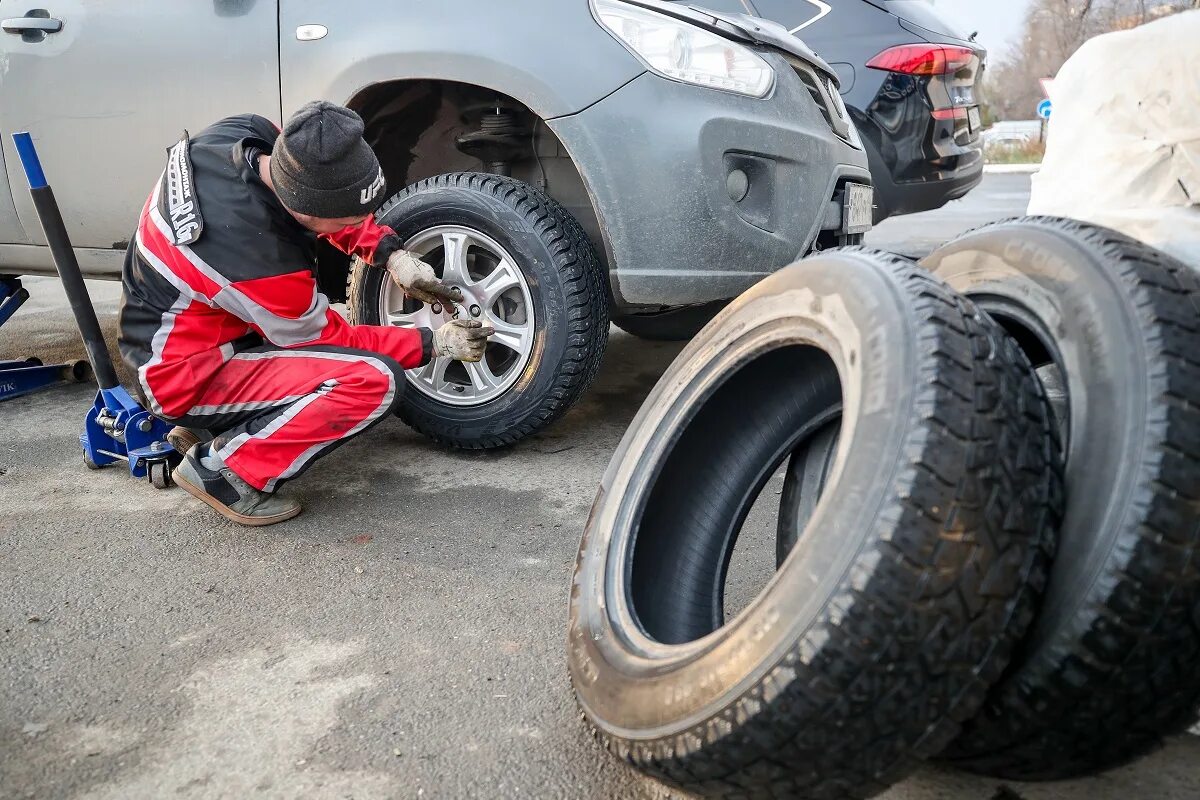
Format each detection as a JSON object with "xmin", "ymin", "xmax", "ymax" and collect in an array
[{"xmin": 356, "ymin": 354, "xmax": 405, "ymax": 413}]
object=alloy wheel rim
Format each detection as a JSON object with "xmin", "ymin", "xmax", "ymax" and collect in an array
[{"xmin": 380, "ymin": 225, "xmax": 535, "ymax": 407}]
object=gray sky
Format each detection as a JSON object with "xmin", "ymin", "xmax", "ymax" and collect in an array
[{"xmin": 930, "ymin": 0, "xmax": 1033, "ymax": 59}]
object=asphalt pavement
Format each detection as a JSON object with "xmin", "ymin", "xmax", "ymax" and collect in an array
[
  {"xmin": 867, "ymin": 171, "xmax": 1034, "ymax": 258},
  {"xmin": 3, "ymin": 174, "xmax": 1198, "ymax": 799}
]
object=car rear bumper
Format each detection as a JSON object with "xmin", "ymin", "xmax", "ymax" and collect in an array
[
  {"xmin": 548, "ymin": 59, "xmax": 871, "ymax": 310},
  {"xmin": 865, "ymin": 131, "xmax": 984, "ymax": 219}
]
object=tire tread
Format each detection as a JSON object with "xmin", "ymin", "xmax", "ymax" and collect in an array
[
  {"xmin": 940, "ymin": 216, "xmax": 1200, "ymax": 779},
  {"xmin": 579, "ymin": 249, "xmax": 1063, "ymax": 798}
]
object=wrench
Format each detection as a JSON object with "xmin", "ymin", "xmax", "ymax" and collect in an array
[{"xmin": 405, "ymin": 285, "xmax": 465, "ymax": 319}]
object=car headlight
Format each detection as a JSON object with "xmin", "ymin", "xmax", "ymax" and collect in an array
[{"xmin": 591, "ymin": 0, "xmax": 775, "ymax": 98}]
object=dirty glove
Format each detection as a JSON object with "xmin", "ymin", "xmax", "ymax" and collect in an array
[
  {"xmin": 386, "ymin": 249, "xmax": 459, "ymax": 306},
  {"xmin": 432, "ymin": 319, "xmax": 495, "ymax": 363}
]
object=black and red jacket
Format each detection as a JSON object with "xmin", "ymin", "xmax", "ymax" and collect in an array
[{"xmin": 118, "ymin": 114, "xmax": 428, "ymax": 419}]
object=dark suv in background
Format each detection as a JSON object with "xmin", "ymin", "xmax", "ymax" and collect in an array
[{"xmin": 675, "ymin": 0, "xmax": 986, "ymax": 222}]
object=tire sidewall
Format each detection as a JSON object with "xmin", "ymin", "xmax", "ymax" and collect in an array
[
  {"xmin": 353, "ymin": 184, "xmax": 571, "ymax": 440},
  {"xmin": 569, "ymin": 254, "xmax": 921, "ymax": 738}
]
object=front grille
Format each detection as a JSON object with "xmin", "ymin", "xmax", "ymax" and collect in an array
[
  {"xmin": 823, "ymin": 76, "xmax": 850, "ymax": 124},
  {"xmin": 786, "ymin": 56, "xmax": 857, "ymax": 148},
  {"xmin": 793, "ymin": 67, "xmax": 835, "ymax": 130}
]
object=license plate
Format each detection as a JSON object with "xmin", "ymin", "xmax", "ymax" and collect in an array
[
  {"xmin": 843, "ymin": 183, "xmax": 873, "ymax": 235},
  {"xmin": 968, "ymin": 106, "xmax": 981, "ymax": 132}
]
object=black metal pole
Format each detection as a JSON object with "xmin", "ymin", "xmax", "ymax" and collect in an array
[{"xmin": 13, "ymin": 132, "xmax": 121, "ymax": 390}]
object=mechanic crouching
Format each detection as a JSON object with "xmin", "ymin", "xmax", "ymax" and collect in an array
[{"xmin": 118, "ymin": 101, "xmax": 491, "ymax": 526}]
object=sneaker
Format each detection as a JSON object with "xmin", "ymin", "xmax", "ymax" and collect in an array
[
  {"xmin": 173, "ymin": 444, "xmax": 301, "ymax": 527},
  {"xmin": 165, "ymin": 426, "xmax": 205, "ymax": 455}
]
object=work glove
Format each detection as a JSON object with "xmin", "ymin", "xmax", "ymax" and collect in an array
[
  {"xmin": 432, "ymin": 319, "xmax": 495, "ymax": 363},
  {"xmin": 386, "ymin": 248, "xmax": 460, "ymax": 307}
]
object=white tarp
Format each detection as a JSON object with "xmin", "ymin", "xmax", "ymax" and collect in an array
[{"xmin": 1028, "ymin": 10, "xmax": 1200, "ymax": 267}]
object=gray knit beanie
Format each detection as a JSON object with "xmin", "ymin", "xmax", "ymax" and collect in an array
[{"xmin": 269, "ymin": 101, "xmax": 387, "ymax": 218}]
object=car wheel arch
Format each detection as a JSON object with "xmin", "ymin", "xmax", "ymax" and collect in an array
[{"xmin": 314, "ymin": 79, "xmax": 612, "ymax": 295}]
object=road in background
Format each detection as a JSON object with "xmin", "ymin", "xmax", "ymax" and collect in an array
[
  {"xmin": 868, "ymin": 172, "xmax": 1032, "ymax": 258},
  {"xmin": 4, "ymin": 174, "xmax": 1197, "ymax": 799}
]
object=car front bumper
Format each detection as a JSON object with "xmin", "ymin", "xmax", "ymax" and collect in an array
[{"xmin": 548, "ymin": 56, "xmax": 871, "ymax": 310}]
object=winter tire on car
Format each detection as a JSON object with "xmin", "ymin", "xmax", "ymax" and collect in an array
[
  {"xmin": 348, "ymin": 173, "xmax": 608, "ymax": 449},
  {"xmin": 921, "ymin": 217, "xmax": 1200, "ymax": 780},
  {"xmin": 568, "ymin": 249, "xmax": 1062, "ymax": 799}
]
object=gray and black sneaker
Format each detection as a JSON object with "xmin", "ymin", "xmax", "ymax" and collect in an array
[{"xmin": 173, "ymin": 444, "xmax": 301, "ymax": 527}]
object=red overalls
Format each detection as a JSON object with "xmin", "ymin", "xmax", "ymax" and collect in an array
[{"xmin": 118, "ymin": 114, "xmax": 429, "ymax": 491}]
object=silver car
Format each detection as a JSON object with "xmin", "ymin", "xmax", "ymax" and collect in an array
[{"xmin": 0, "ymin": 0, "xmax": 870, "ymax": 447}]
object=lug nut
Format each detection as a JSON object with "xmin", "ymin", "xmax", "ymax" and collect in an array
[
  {"xmin": 431, "ymin": 303, "xmax": 442, "ymax": 315},
  {"xmin": 470, "ymin": 304, "xmax": 482, "ymax": 317}
]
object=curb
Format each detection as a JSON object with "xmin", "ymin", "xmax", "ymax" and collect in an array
[{"xmin": 984, "ymin": 163, "xmax": 1042, "ymax": 175}]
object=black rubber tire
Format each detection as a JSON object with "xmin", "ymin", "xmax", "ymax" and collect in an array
[
  {"xmin": 611, "ymin": 300, "xmax": 729, "ymax": 342},
  {"xmin": 775, "ymin": 420, "xmax": 840, "ymax": 567},
  {"xmin": 347, "ymin": 172, "xmax": 608, "ymax": 449},
  {"xmin": 920, "ymin": 217, "xmax": 1200, "ymax": 779},
  {"xmin": 568, "ymin": 248, "xmax": 1062, "ymax": 799}
]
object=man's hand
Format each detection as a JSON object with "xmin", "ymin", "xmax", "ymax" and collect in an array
[
  {"xmin": 386, "ymin": 249, "xmax": 459, "ymax": 306},
  {"xmin": 433, "ymin": 319, "xmax": 495, "ymax": 363}
]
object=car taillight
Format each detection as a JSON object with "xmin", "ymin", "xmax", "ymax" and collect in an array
[
  {"xmin": 931, "ymin": 107, "xmax": 968, "ymax": 121},
  {"xmin": 866, "ymin": 45, "xmax": 975, "ymax": 76}
]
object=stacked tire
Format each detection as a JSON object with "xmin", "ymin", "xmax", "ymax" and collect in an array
[
  {"xmin": 922, "ymin": 219, "xmax": 1200, "ymax": 780},
  {"xmin": 568, "ymin": 220, "xmax": 1200, "ymax": 798}
]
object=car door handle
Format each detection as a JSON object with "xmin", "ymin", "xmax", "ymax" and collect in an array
[{"xmin": 3, "ymin": 14, "xmax": 63, "ymax": 35}]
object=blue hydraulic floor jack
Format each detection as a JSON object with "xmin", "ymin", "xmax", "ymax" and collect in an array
[
  {"xmin": 12, "ymin": 132, "xmax": 179, "ymax": 488},
  {"xmin": 0, "ymin": 276, "xmax": 90, "ymax": 400}
]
